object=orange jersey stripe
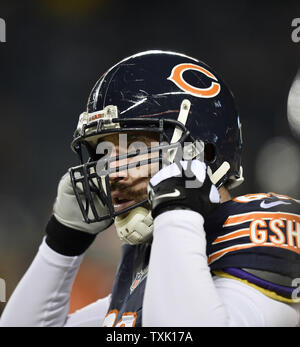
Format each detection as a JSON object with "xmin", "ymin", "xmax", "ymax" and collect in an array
[
  {"xmin": 212, "ymin": 228, "xmax": 249, "ymax": 245},
  {"xmin": 223, "ymin": 212, "xmax": 300, "ymax": 227}
]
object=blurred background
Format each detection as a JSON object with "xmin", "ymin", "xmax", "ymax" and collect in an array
[{"xmin": 0, "ymin": 0, "xmax": 300, "ymax": 315}]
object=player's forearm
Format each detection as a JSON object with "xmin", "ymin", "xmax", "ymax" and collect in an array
[
  {"xmin": 0, "ymin": 238, "xmax": 84, "ymax": 327},
  {"xmin": 143, "ymin": 210, "xmax": 228, "ymax": 327}
]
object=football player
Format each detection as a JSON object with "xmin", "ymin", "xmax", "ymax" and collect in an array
[{"xmin": 1, "ymin": 50, "xmax": 300, "ymax": 327}]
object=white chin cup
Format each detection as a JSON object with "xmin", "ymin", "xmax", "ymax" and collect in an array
[{"xmin": 114, "ymin": 207, "xmax": 153, "ymax": 245}]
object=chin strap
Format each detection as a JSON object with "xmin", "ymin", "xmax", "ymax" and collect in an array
[
  {"xmin": 114, "ymin": 207, "xmax": 153, "ymax": 245},
  {"xmin": 167, "ymin": 99, "xmax": 191, "ymax": 163}
]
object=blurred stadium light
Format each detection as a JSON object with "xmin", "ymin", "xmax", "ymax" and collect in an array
[
  {"xmin": 287, "ymin": 69, "xmax": 300, "ymax": 140},
  {"xmin": 255, "ymin": 137, "xmax": 300, "ymax": 196}
]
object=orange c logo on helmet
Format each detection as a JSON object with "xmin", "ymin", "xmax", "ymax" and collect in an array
[{"xmin": 168, "ymin": 63, "xmax": 221, "ymax": 98}]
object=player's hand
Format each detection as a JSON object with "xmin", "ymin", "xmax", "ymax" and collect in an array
[
  {"xmin": 53, "ymin": 172, "xmax": 112, "ymax": 234},
  {"xmin": 148, "ymin": 159, "xmax": 220, "ymax": 219}
]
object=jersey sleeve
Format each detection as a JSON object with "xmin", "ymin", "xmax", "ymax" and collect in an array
[
  {"xmin": 0, "ymin": 238, "xmax": 85, "ymax": 326},
  {"xmin": 206, "ymin": 192, "xmax": 300, "ymax": 279}
]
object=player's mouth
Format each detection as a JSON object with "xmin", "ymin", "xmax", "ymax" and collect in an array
[{"xmin": 112, "ymin": 192, "xmax": 136, "ymax": 212}]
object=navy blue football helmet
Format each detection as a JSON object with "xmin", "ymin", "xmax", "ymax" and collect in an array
[{"xmin": 70, "ymin": 50, "xmax": 243, "ymax": 223}]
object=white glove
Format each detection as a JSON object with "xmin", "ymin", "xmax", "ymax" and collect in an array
[{"xmin": 53, "ymin": 173, "xmax": 112, "ymax": 234}]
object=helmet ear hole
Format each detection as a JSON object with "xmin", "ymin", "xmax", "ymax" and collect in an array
[{"xmin": 204, "ymin": 143, "xmax": 216, "ymax": 163}]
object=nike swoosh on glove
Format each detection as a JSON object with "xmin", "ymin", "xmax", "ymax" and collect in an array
[
  {"xmin": 148, "ymin": 160, "xmax": 220, "ymax": 219},
  {"xmin": 46, "ymin": 172, "xmax": 113, "ymax": 256}
]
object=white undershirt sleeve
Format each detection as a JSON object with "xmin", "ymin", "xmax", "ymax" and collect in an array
[
  {"xmin": 64, "ymin": 295, "xmax": 111, "ymax": 327},
  {"xmin": 143, "ymin": 210, "xmax": 229, "ymax": 327},
  {"xmin": 0, "ymin": 238, "xmax": 110, "ymax": 327}
]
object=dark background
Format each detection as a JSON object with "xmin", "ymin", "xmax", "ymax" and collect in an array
[{"xmin": 0, "ymin": 0, "xmax": 299, "ymax": 314}]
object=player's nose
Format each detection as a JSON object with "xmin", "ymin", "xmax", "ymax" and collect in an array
[{"xmin": 109, "ymin": 157, "xmax": 130, "ymax": 184}]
